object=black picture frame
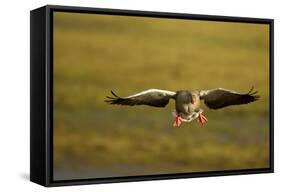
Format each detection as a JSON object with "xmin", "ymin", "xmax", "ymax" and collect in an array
[{"xmin": 30, "ymin": 5, "xmax": 274, "ymax": 187}]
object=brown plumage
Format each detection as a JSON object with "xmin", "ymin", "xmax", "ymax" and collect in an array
[
  {"xmin": 199, "ymin": 87, "xmax": 259, "ymax": 109},
  {"xmin": 105, "ymin": 87, "xmax": 259, "ymax": 127}
]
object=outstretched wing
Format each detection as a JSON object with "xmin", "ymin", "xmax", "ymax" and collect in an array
[
  {"xmin": 199, "ymin": 86, "xmax": 260, "ymax": 109},
  {"xmin": 105, "ymin": 89, "xmax": 176, "ymax": 108}
]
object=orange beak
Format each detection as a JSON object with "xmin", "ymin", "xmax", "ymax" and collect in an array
[{"xmin": 191, "ymin": 98, "xmax": 196, "ymax": 104}]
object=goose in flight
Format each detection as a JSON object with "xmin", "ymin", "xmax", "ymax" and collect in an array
[{"xmin": 105, "ymin": 87, "xmax": 259, "ymax": 127}]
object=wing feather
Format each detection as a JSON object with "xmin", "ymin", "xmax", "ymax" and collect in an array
[
  {"xmin": 200, "ymin": 87, "xmax": 260, "ymax": 109},
  {"xmin": 104, "ymin": 89, "xmax": 176, "ymax": 108}
]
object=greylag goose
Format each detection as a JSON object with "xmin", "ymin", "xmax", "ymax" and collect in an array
[{"xmin": 105, "ymin": 87, "xmax": 259, "ymax": 127}]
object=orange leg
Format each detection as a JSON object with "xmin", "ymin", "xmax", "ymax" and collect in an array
[
  {"xmin": 173, "ymin": 115, "xmax": 183, "ymax": 128},
  {"xmin": 197, "ymin": 113, "xmax": 208, "ymax": 125}
]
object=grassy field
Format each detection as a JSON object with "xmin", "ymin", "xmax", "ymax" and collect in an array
[{"xmin": 53, "ymin": 12, "xmax": 270, "ymax": 180}]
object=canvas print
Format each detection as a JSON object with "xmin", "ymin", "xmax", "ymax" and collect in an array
[{"xmin": 53, "ymin": 11, "xmax": 270, "ymax": 181}]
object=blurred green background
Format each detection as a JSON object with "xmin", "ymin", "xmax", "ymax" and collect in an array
[{"xmin": 53, "ymin": 12, "xmax": 270, "ymax": 180}]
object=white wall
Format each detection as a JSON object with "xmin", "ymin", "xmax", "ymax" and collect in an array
[{"xmin": 0, "ymin": 0, "xmax": 279, "ymax": 191}]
